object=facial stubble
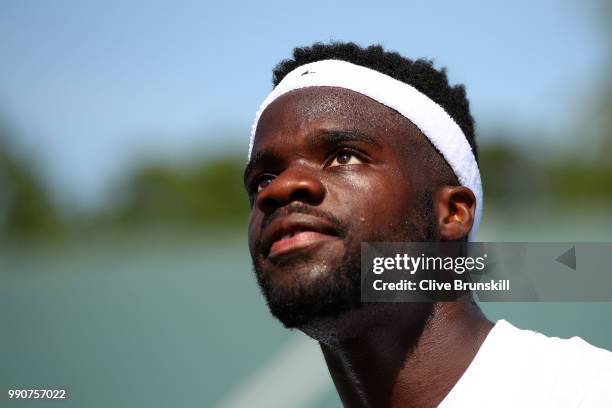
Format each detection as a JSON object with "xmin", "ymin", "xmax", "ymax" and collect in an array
[{"xmin": 252, "ymin": 191, "xmax": 438, "ymax": 330}]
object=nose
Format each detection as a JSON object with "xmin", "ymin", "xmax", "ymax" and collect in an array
[{"xmin": 256, "ymin": 165, "xmax": 325, "ymax": 214}]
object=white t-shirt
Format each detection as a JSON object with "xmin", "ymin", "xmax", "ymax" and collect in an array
[{"xmin": 439, "ymin": 319, "xmax": 612, "ymax": 407}]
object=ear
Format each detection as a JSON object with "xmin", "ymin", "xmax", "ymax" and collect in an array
[{"xmin": 434, "ymin": 186, "xmax": 476, "ymax": 241}]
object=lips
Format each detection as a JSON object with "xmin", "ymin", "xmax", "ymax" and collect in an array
[{"xmin": 261, "ymin": 214, "xmax": 340, "ymax": 259}]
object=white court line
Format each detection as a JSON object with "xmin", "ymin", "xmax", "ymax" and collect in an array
[{"xmin": 216, "ymin": 336, "xmax": 333, "ymax": 408}]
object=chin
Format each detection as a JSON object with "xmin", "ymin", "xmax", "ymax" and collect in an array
[
  {"xmin": 268, "ymin": 259, "xmax": 335, "ymax": 288},
  {"xmin": 258, "ymin": 240, "xmax": 346, "ymax": 286},
  {"xmin": 254, "ymin": 249, "xmax": 362, "ymax": 332}
]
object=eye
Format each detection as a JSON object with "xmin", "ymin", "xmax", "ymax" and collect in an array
[
  {"xmin": 328, "ymin": 150, "xmax": 364, "ymax": 167},
  {"xmin": 255, "ymin": 174, "xmax": 275, "ymax": 193}
]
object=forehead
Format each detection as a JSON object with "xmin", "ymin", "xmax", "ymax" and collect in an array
[{"xmin": 252, "ymin": 87, "xmax": 422, "ymax": 153}]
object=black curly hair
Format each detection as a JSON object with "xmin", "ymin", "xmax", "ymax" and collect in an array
[{"xmin": 272, "ymin": 42, "xmax": 478, "ymax": 161}]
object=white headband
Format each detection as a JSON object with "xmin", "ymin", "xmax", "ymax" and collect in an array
[{"xmin": 249, "ymin": 59, "xmax": 482, "ymax": 241}]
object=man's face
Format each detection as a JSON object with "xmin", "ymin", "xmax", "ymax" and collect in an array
[{"xmin": 245, "ymin": 87, "xmax": 441, "ymax": 328}]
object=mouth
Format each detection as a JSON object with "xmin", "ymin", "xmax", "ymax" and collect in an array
[{"xmin": 262, "ymin": 214, "xmax": 341, "ymax": 260}]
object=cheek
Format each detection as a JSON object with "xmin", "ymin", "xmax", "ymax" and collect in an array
[
  {"xmin": 247, "ymin": 211, "xmax": 262, "ymax": 250},
  {"xmin": 327, "ymin": 167, "xmax": 415, "ymax": 227}
]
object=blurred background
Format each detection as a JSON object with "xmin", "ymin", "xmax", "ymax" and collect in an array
[{"xmin": 1, "ymin": 0, "xmax": 612, "ymax": 407}]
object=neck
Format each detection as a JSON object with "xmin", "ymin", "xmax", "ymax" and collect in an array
[{"xmin": 313, "ymin": 301, "xmax": 493, "ymax": 408}]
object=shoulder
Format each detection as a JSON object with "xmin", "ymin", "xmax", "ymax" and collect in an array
[
  {"xmin": 512, "ymin": 322, "xmax": 612, "ymax": 406},
  {"xmin": 497, "ymin": 320, "xmax": 612, "ymax": 379},
  {"xmin": 440, "ymin": 319, "xmax": 612, "ymax": 407}
]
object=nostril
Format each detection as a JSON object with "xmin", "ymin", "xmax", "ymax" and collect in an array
[
  {"xmin": 260, "ymin": 196, "xmax": 282, "ymax": 213},
  {"xmin": 290, "ymin": 188, "xmax": 314, "ymax": 203}
]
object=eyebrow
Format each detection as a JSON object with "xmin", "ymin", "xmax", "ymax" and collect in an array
[
  {"xmin": 243, "ymin": 129, "xmax": 382, "ymax": 187},
  {"xmin": 310, "ymin": 129, "xmax": 383, "ymax": 150}
]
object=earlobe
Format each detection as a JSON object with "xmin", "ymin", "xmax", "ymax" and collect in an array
[{"xmin": 435, "ymin": 186, "xmax": 476, "ymax": 241}]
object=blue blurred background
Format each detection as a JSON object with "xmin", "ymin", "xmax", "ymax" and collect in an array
[{"xmin": 1, "ymin": 0, "xmax": 612, "ymax": 407}]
